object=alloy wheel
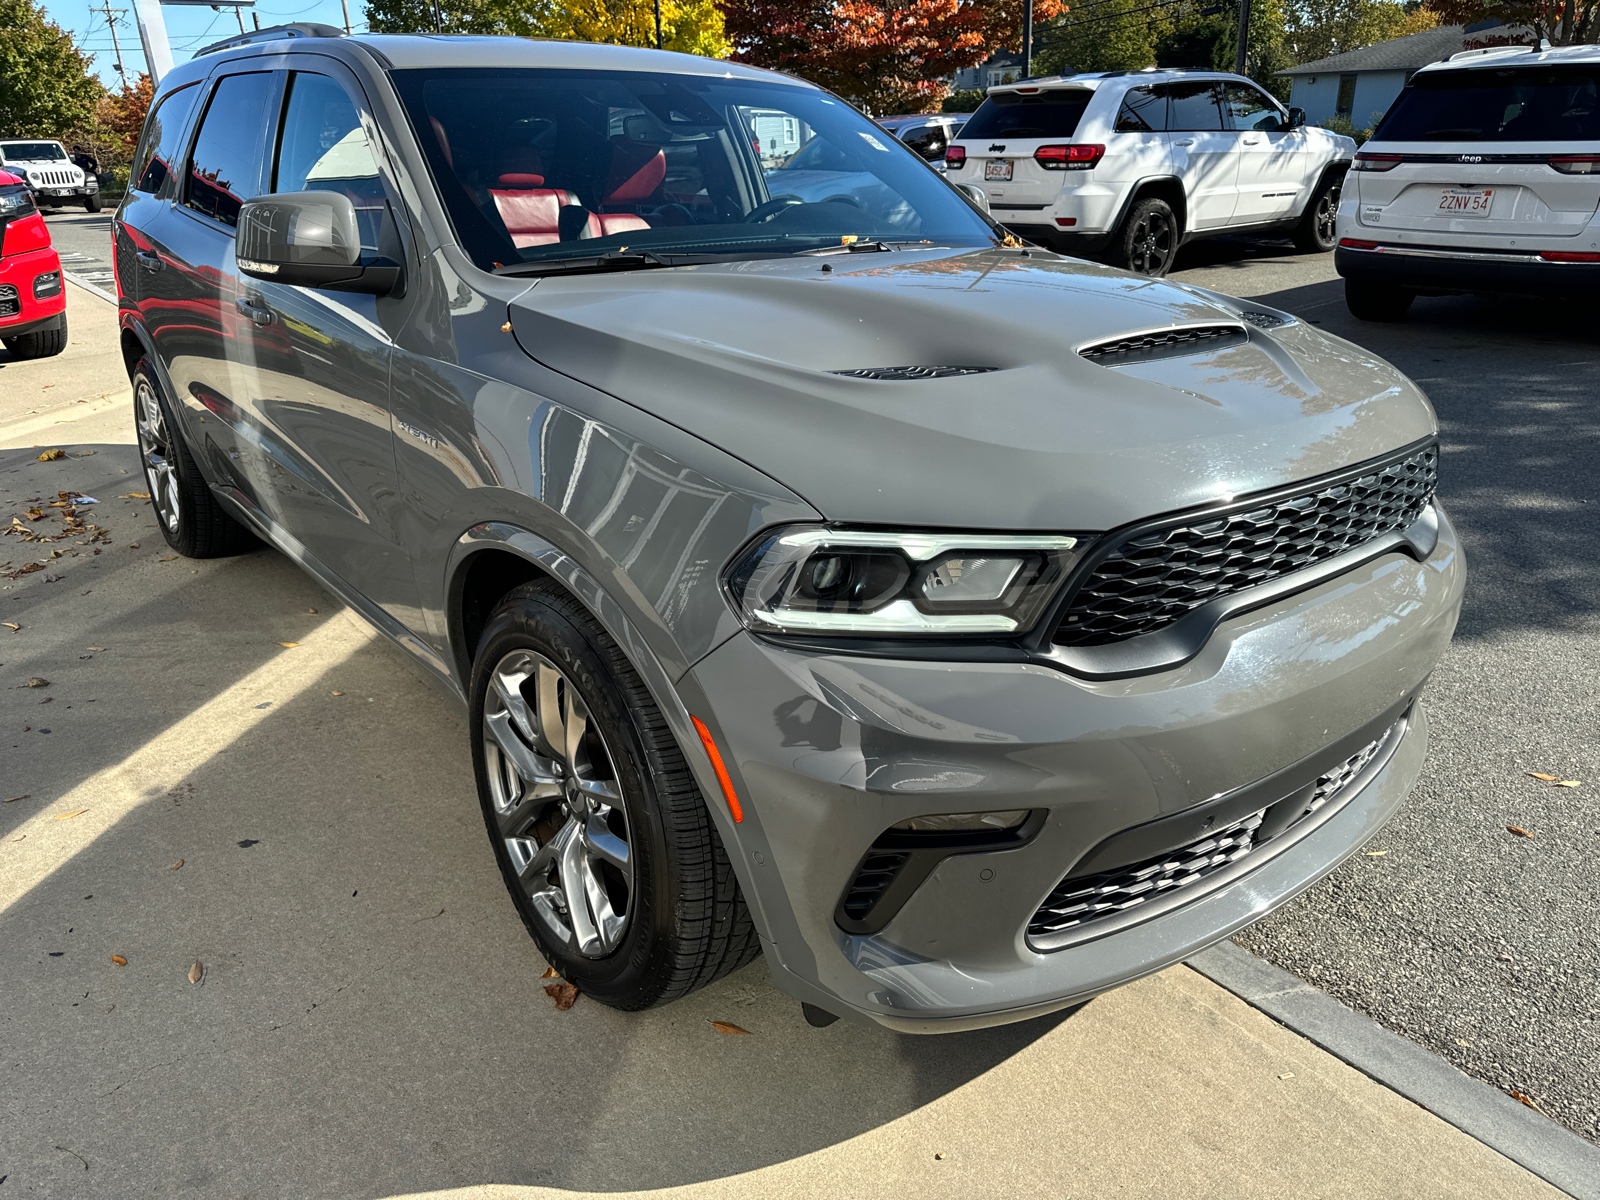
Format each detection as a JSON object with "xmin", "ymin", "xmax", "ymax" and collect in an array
[
  {"xmin": 1316, "ymin": 188, "xmax": 1339, "ymax": 246},
  {"xmin": 482, "ymin": 648, "xmax": 633, "ymax": 958},
  {"xmin": 1129, "ymin": 211, "xmax": 1174, "ymax": 274},
  {"xmin": 134, "ymin": 377, "xmax": 181, "ymax": 534}
]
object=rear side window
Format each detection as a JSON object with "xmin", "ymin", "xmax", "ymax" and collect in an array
[
  {"xmin": 960, "ymin": 91, "xmax": 1093, "ymax": 140},
  {"xmin": 1115, "ymin": 87, "xmax": 1164, "ymax": 132},
  {"xmin": 1164, "ymin": 82, "xmax": 1225, "ymax": 131},
  {"xmin": 184, "ymin": 72, "xmax": 274, "ymax": 227},
  {"xmin": 131, "ymin": 83, "xmax": 199, "ymax": 195},
  {"xmin": 1375, "ymin": 67, "xmax": 1600, "ymax": 141}
]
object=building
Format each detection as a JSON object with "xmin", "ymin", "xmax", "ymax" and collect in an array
[
  {"xmin": 1276, "ymin": 20, "xmax": 1534, "ymax": 129},
  {"xmin": 953, "ymin": 52, "xmax": 1025, "ymax": 93}
]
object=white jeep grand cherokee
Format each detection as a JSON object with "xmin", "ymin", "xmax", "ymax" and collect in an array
[{"xmin": 946, "ymin": 68, "xmax": 1355, "ymax": 275}]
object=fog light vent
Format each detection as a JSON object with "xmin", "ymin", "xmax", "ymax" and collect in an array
[{"xmin": 839, "ymin": 851, "xmax": 910, "ymax": 920}]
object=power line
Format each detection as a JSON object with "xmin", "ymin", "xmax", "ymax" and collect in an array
[{"xmin": 92, "ymin": 2, "xmax": 132, "ymax": 89}]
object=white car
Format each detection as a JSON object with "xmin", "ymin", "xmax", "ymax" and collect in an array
[
  {"xmin": 1335, "ymin": 43, "xmax": 1600, "ymax": 320},
  {"xmin": 877, "ymin": 114, "xmax": 970, "ymax": 171},
  {"xmin": 946, "ymin": 69, "xmax": 1355, "ymax": 274},
  {"xmin": 0, "ymin": 140, "xmax": 99, "ymax": 212}
]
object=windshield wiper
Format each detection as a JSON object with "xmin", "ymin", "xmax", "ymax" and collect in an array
[{"xmin": 493, "ymin": 246, "xmax": 791, "ymax": 278}]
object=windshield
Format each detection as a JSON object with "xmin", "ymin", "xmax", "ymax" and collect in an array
[
  {"xmin": 2, "ymin": 142, "xmax": 67, "ymax": 161},
  {"xmin": 959, "ymin": 91, "xmax": 1093, "ymax": 140},
  {"xmin": 1374, "ymin": 67, "xmax": 1600, "ymax": 141},
  {"xmin": 392, "ymin": 67, "xmax": 996, "ymax": 271}
]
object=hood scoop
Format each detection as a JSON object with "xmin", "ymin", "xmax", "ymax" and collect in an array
[
  {"xmin": 1080, "ymin": 324, "xmax": 1248, "ymax": 366},
  {"xmin": 830, "ymin": 365, "xmax": 998, "ymax": 381}
]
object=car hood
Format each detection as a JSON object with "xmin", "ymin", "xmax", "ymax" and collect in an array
[{"xmin": 507, "ymin": 247, "xmax": 1435, "ymax": 530}]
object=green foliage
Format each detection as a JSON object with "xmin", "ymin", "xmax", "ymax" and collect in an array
[
  {"xmin": 1035, "ymin": 0, "xmax": 1172, "ymax": 75},
  {"xmin": 942, "ymin": 88, "xmax": 986, "ymax": 113},
  {"xmin": 1315, "ymin": 113, "xmax": 1375, "ymax": 143},
  {"xmin": 1285, "ymin": 0, "xmax": 1438, "ymax": 65},
  {"xmin": 0, "ymin": 0, "xmax": 103, "ymax": 138}
]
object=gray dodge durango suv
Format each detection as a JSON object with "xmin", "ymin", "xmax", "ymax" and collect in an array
[{"xmin": 113, "ymin": 26, "xmax": 1463, "ymax": 1032}]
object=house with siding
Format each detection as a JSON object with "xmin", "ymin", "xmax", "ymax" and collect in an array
[{"xmin": 1276, "ymin": 21, "xmax": 1534, "ymax": 129}]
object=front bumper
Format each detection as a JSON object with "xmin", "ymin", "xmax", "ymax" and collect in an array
[
  {"xmin": 1336, "ymin": 242, "xmax": 1600, "ymax": 297},
  {"xmin": 0, "ymin": 246, "xmax": 66, "ymax": 331},
  {"xmin": 689, "ymin": 505, "xmax": 1464, "ymax": 1031}
]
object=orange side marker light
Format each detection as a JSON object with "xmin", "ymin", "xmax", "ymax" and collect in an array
[{"xmin": 691, "ymin": 716, "xmax": 744, "ymax": 823}]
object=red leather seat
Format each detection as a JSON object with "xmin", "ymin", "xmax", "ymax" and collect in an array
[
  {"xmin": 488, "ymin": 146, "xmax": 590, "ymax": 247},
  {"xmin": 594, "ymin": 141, "xmax": 666, "ymax": 236}
]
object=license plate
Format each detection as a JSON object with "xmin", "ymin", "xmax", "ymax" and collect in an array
[
  {"xmin": 50, "ymin": 188, "xmax": 70, "ymax": 196},
  {"xmin": 1438, "ymin": 188, "xmax": 1493, "ymax": 217},
  {"xmin": 984, "ymin": 159, "xmax": 1013, "ymax": 182}
]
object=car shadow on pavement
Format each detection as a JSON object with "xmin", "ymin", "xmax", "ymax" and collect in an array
[{"xmin": 2, "ymin": 442, "xmax": 1077, "ymax": 1199}]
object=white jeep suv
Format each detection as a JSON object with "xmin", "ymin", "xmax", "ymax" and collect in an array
[
  {"xmin": 0, "ymin": 140, "xmax": 99, "ymax": 212},
  {"xmin": 946, "ymin": 69, "xmax": 1355, "ymax": 274},
  {"xmin": 1336, "ymin": 44, "xmax": 1600, "ymax": 320}
]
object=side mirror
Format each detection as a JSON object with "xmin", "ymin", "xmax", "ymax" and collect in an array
[
  {"xmin": 1288, "ymin": 107, "xmax": 1307, "ymax": 129},
  {"xmin": 953, "ymin": 182, "xmax": 990, "ymax": 213},
  {"xmin": 236, "ymin": 191, "xmax": 401, "ymax": 294}
]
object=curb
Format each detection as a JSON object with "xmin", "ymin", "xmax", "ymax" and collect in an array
[
  {"xmin": 64, "ymin": 270, "xmax": 117, "ymax": 305},
  {"xmin": 1188, "ymin": 940, "xmax": 1600, "ymax": 1199}
]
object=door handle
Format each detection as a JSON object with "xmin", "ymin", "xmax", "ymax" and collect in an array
[
  {"xmin": 1174, "ymin": 140, "xmax": 1194, "ymax": 146},
  {"xmin": 1243, "ymin": 136, "xmax": 1263, "ymax": 145},
  {"xmin": 235, "ymin": 295, "xmax": 276, "ymax": 326},
  {"xmin": 136, "ymin": 250, "xmax": 164, "ymax": 272}
]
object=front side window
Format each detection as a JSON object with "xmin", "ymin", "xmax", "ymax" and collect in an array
[
  {"xmin": 960, "ymin": 90, "xmax": 1093, "ymax": 140},
  {"xmin": 393, "ymin": 67, "xmax": 996, "ymax": 272},
  {"xmin": 1374, "ymin": 67, "xmax": 1600, "ymax": 141},
  {"xmin": 274, "ymin": 71, "xmax": 389, "ymax": 254},
  {"xmin": 184, "ymin": 72, "xmax": 274, "ymax": 227},
  {"xmin": 132, "ymin": 83, "xmax": 200, "ymax": 195},
  {"xmin": 1223, "ymin": 84, "xmax": 1285, "ymax": 132},
  {"xmin": 1115, "ymin": 87, "xmax": 1164, "ymax": 133},
  {"xmin": 1, "ymin": 142, "xmax": 67, "ymax": 161},
  {"xmin": 1164, "ymin": 82, "xmax": 1225, "ymax": 132}
]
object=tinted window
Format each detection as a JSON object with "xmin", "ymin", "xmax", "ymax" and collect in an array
[
  {"xmin": 960, "ymin": 91, "xmax": 1093, "ymax": 139},
  {"xmin": 274, "ymin": 72, "xmax": 388, "ymax": 253},
  {"xmin": 2, "ymin": 142, "xmax": 67, "ymax": 160},
  {"xmin": 184, "ymin": 72, "xmax": 274, "ymax": 227},
  {"xmin": 133, "ymin": 83, "xmax": 199, "ymax": 195},
  {"xmin": 1115, "ymin": 87, "xmax": 1164, "ymax": 132},
  {"xmin": 900, "ymin": 123, "xmax": 949, "ymax": 160},
  {"xmin": 1223, "ymin": 84, "xmax": 1284, "ymax": 132},
  {"xmin": 1374, "ymin": 67, "xmax": 1600, "ymax": 141},
  {"xmin": 1164, "ymin": 82, "xmax": 1225, "ymax": 131}
]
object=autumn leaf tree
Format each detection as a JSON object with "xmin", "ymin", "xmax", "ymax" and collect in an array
[
  {"xmin": 1424, "ymin": 0, "xmax": 1596, "ymax": 43},
  {"xmin": 363, "ymin": 0, "xmax": 731, "ymax": 56}
]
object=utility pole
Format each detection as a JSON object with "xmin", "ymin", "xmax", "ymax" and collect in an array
[
  {"xmin": 1021, "ymin": 0, "xmax": 1033, "ymax": 80},
  {"xmin": 1234, "ymin": 0, "xmax": 1252, "ymax": 76},
  {"xmin": 233, "ymin": 4, "xmax": 247, "ymax": 33},
  {"xmin": 129, "ymin": 0, "xmax": 174, "ymax": 85},
  {"xmin": 654, "ymin": 0, "xmax": 663, "ymax": 49},
  {"xmin": 94, "ymin": 2, "xmax": 131, "ymax": 91},
  {"xmin": 339, "ymin": 0, "xmax": 352, "ymax": 35}
]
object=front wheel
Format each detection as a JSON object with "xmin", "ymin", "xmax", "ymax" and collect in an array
[
  {"xmin": 471, "ymin": 581, "xmax": 759, "ymax": 1010},
  {"xmin": 2, "ymin": 314, "xmax": 66, "ymax": 359},
  {"xmin": 1109, "ymin": 197, "xmax": 1179, "ymax": 276},
  {"xmin": 84, "ymin": 192, "xmax": 102, "ymax": 213},
  {"xmin": 1292, "ymin": 176, "xmax": 1340, "ymax": 253},
  {"xmin": 1344, "ymin": 279, "xmax": 1414, "ymax": 322}
]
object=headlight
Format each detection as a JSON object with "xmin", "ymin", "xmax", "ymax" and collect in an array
[
  {"xmin": 0, "ymin": 186, "xmax": 33, "ymax": 215},
  {"xmin": 724, "ymin": 525, "xmax": 1083, "ymax": 636}
]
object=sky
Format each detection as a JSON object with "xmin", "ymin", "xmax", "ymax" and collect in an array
[{"xmin": 44, "ymin": 0, "xmax": 373, "ymax": 91}]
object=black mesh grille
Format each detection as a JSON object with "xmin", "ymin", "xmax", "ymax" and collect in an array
[
  {"xmin": 1054, "ymin": 445, "xmax": 1437, "ymax": 647},
  {"xmin": 1078, "ymin": 324, "xmax": 1246, "ymax": 363},
  {"xmin": 0, "ymin": 284, "xmax": 17, "ymax": 318},
  {"xmin": 1029, "ymin": 727, "xmax": 1392, "ymax": 943},
  {"xmin": 830, "ymin": 365, "xmax": 997, "ymax": 381},
  {"xmin": 839, "ymin": 851, "xmax": 909, "ymax": 920}
]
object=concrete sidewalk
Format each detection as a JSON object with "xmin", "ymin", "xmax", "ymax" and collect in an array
[{"xmin": 0, "ymin": 282, "xmax": 1573, "ymax": 1199}]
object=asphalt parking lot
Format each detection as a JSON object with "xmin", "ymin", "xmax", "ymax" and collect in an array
[
  {"xmin": 1170, "ymin": 238, "xmax": 1600, "ymax": 1144},
  {"xmin": 3, "ymin": 230, "xmax": 1596, "ymax": 1191}
]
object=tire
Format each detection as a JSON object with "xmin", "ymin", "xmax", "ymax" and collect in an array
[
  {"xmin": 1108, "ymin": 196, "xmax": 1179, "ymax": 276},
  {"xmin": 1292, "ymin": 175, "xmax": 1340, "ymax": 253},
  {"xmin": 131, "ymin": 358, "xmax": 256, "ymax": 557},
  {"xmin": 471, "ymin": 580, "xmax": 759, "ymax": 1010},
  {"xmin": 1344, "ymin": 279, "xmax": 1415, "ymax": 322},
  {"xmin": 84, "ymin": 192, "xmax": 102, "ymax": 213},
  {"xmin": 2, "ymin": 315, "xmax": 67, "ymax": 359}
]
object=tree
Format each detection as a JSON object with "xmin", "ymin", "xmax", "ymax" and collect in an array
[
  {"xmin": 96, "ymin": 73, "xmax": 153, "ymax": 155},
  {"xmin": 1285, "ymin": 0, "xmax": 1438, "ymax": 64},
  {"xmin": 1424, "ymin": 0, "xmax": 1595, "ymax": 43},
  {"xmin": 720, "ymin": 0, "xmax": 1066, "ymax": 114},
  {"xmin": 0, "ymin": 0, "xmax": 103, "ymax": 138},
  {"xmin": 364, "ymin": 0, "xmax": 730, "ymax": 55}
]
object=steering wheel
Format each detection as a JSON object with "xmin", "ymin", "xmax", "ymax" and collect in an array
[
  {"xmin": 743, "ymin": 194, "xmax": 805, "ymax": 224},
  {"xmin": 822, "ymin": 194, "xmax": 862, "ymax": 209}
]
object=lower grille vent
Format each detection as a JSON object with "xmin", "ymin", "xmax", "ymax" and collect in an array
[
  {"xmin": 1079, "ymin": 324, "xmax": 1247, "ymax": 364},
  {"xmin": 830, "ymin": 365, "xmax": 997, "ymax": 381},
  {"xmin": 0, "ymin": 284, "xmax": 17, "ymax": 318},
  {"xmin": 839, "ymin": 851, "xmax": 910, "ymax": 920}
]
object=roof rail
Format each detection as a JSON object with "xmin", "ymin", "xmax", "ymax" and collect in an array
[
  {"xmin": 195, "ymin": 22, "xmax": 345, "ymax": 58},
  {"xmin": 1445, "ymin": 43, "xmax": 1534, "ymax": 62}
]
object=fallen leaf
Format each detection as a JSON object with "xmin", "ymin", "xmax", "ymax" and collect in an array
[
  {"xmin": 87, "ymin": 646, "xmax": 105, "ymax": 652},
  {"xmin": 501, "ymin": 321, "xmax": 513, "ymax": 333},
  {"xmin": 2, "ymin": 794, "xmax": 28, "ymax": 803},
  {"xmin": 169, "ymin": 859, "xmax": 184, "ymax": 871},
  {"xmin": 1365, "ymin": 850, "xmax": 1389, "ymax": 857},
  {"xmin": 26, "ymin": 677, "xmax": 49, "ymax": 687},
  {"xmin": 158, "ymin": 555, "xmax": 178, "ymax": 563},
  {"xmin": 544, "ymin": 980, "xmax": 579, "ymax": 1010},
  {"xmin": 129, "ymin": 543, "xmax": 138, "ymax": 549},
  {"xmin": 1526, "ymin": 772, "xmax": 1558, "ymax": 781},
  {"xmin": 36, "ymin": 449, "xmax": 65, "ymax": 461},
  {"xmin": 78, "ymin": 450, "xmax": 96, "ymax": 456},
  {"xmin": 2, "ymin": 622, "xmax": 19, "ymax": 631},
  {"xmin": 1278, "ymin": 1072, "xmax": 1295, "ymax": 1079},
  {"xmin": 330, "ymin": 690, "xmax": 344, "ymax": 696},
  {"xmin": 709, "ymin": 1020, "xmax": 753, "ymax": 1036},
  {"xmin": 308, "ymin": 607, "xmax": 317, "ymax": 613},
  {"xmin": 1455, "ymin": 1038, "xmax": 1471, "ymax": 1048},
  {"xmin": 124, "ymin": 492, "xmax": 150, "ymax": 499},
  {"xmin": 54, "ymin": 809, "xmax": 88, "ymax": 820},
  {"xmin": 1510, "ymin": 1089, "xmax": 1549, "ymax": 1117},
  {"xmin": 277, "ymin": 641, "xmax": 300, "ymax": 648},
  {"xmin": 188, "ymin": 961, "xmax": 204, "ymax": 984},
  {"xmin": 1553, "ymin": 780, "xmax": 1581, "ymax": 788},
  {"xmin": 540, "ymin": 967, "xmax": 558, "ymax": 979},
  {"xmin": 934, "ymin": 1152, "xmax": 946, "ymax": 1161},
  {"xmin": 1506, "ymin": 825, "xmax": 1533, "ymax": 838},
  {"xmin": 111, "ymin": 955, "xmax": 127, "ymax": 966}
]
